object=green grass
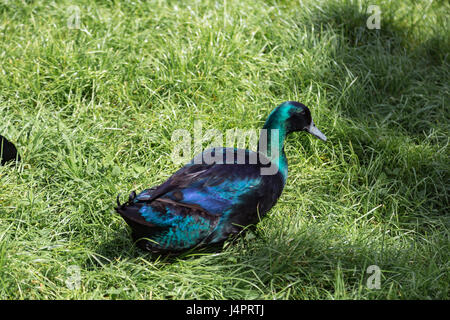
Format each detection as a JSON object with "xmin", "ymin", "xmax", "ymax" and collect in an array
[{"xmin": 0, "ymin": 0, "xmax": 448, "ymax": 299}]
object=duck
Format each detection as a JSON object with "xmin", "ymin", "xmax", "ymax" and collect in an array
[
  {"xmin": 0, "ymin": 135, "xmax": 20, "ymax": 165},
  {"xmin": 116, "ymin": 101, "xmax": 327, "ymax": 253}
]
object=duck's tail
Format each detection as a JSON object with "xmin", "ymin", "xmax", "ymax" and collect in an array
[
  {"xmin": 115, "ymin": 191, "xmax": 136, "ymax": 208},
  {"xmin": 115, "ymin": 191, "xmax": 148, "ymax": 228},
  {"xmin": 115, "ymin": 191, "xmax": 164, "ymax": 250}
]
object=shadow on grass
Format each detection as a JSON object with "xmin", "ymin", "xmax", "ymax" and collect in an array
[
  {"xmin": 84, "ymin": 227, "xmax": 228, "ymax": 269},
  {"xmin": 307, "ymin": 1, "xmax": 448, "ymax": 133},
  {"xmin": 299, "ymin": 1, "xmax": 449, "ymax": 223},
  {"xmin": 86, "ymin": 218, "xmax": 446, "ymax": 299}
]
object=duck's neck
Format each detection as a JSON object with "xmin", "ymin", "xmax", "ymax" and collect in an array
[{"xmin": 258, "ymin": 110, "xmax": 289, "ymax": 182}]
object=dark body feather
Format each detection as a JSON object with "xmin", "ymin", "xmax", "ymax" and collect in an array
[
  {"xmin": 116, "ymin": 148, "xmax": 284, "ymax": 253},
  {"xmin": 0, "ymin": 135, "xmax": 20, "ymax": 165}
]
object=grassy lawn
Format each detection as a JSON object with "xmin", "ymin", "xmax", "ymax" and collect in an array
[{"xmin": 0, "ymin": 0, "xmax": 448, "ymax": 299}]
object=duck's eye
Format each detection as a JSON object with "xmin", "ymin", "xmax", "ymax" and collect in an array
[{"xmin": 298, "ymin": 110, "xmax": 306, "ymax": 116}]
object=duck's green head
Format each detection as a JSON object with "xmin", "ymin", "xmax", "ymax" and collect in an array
[{"xmin": 265, "ymin": 101, "xmax": 327, "ymax": 141}]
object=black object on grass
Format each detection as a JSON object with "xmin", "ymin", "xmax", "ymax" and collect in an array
[{"xmin": 0, "ymin": 135, "xmax": 20, "ymax": 165}]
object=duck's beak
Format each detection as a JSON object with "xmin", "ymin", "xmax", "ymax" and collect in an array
[{"xmin": 306, "ymin": 121, "xmax": 327, "ymax": 141}]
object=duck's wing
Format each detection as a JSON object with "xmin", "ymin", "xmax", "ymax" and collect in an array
[
  {"xmin": 117, "ymin": 194, "xmax": 222, "ymax": 252},
  {"xmin": 133, "ymin": 162, "xmax": 215, "ymax": 203},
  {"xmin": 116, "ymin": 148, "xmax": 274, "ymax": 252},
  {"xmin": 135, "ymin": 147, "xmax": 267, "ymax": 213},
  {"xmin": 117, "ymin": 161, "xmax": 256, "ymax": 252}
]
